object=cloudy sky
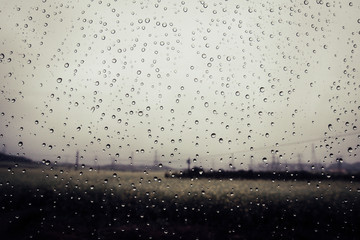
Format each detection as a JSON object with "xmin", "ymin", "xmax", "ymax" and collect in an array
[{"xmin": 0, "ymin": 0, "xmax": 359, "ymax": 169}]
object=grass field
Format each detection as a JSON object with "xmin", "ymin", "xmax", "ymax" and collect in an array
[{"xmin": 1, "ymin": 165, "xmax": 360, "ymax": 239}]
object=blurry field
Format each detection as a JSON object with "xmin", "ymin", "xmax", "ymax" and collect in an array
[{"xmin": 1, "ymin": 166, "xmax": 360, "ymax": 240}]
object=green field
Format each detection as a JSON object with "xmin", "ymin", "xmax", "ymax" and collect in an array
[{"xmin": 1, "ymin": 165, "xmax": 359, "ymax": 239}]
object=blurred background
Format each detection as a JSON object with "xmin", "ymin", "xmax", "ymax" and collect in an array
[{"xmin": 0, "ymin": 0, "xmax": 359, "ymax": 170}]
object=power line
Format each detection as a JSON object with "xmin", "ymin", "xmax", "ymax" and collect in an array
[{"xmin": 197, "ymin": 131, "xmax": 360, "ymax": 159}]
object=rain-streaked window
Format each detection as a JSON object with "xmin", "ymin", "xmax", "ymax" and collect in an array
[{"xmin": 1, "ymin": 1, "xmax": 359, "ymax": 239}]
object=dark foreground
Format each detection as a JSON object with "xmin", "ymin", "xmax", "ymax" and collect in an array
[{"xmin": 0, "ymin": 168, "xmax": 359, "ymax": 240}]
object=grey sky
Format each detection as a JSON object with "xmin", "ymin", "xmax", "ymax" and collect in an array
[{"xmin": 0, "ymin": 0, "xmax": 359, "ymax": 169}]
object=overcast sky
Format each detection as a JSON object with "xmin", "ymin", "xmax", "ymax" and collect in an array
[{"xmin": 0, "ymin": 0, "xmax": 359, "ymax": 169}]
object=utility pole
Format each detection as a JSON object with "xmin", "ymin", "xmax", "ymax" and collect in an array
[
  {"xmin": 297, "ymin": 154, "xmax": 303, "ymax": 171},
  {"xmin": 154, "ymin": 150, "xmax": 159, "ymax": 167},
  {"xmin": 230, "ymin": 153, "xmax": 235, "ymax": 170},
  {"xmin": 111, "ymin": 157, "xmax": 116, "ymax": 170},
  {"xmin": 311, "ymin": 144, "xmax": 316, "ymax": 163},
  {"xmin": 1, "ymin": 144, "xmax": 6, "ymax": 154},
  {"xmin": 249, "ymin": 155, "xmax": 254, "ymax": 171},
  {"xmin": 130, "ymin": 152, "xmax": 134, "ymax": 171},
  {"xmin": 271, "ymin": 154, "xmax": 276, "ymax": 172},
  {"xmin": 337, "ymin": 157, "xmax": 343, "ymax": 173},
  {"xmin": 94, "ymin": 155, "xmax": 99, "ymax": 172},
  {"xmin": 75, "ymin": 150, "xmax": 79, "ymax": 170},
  {"xmin": 186, "ymin": 158, "xmax": 191, "ymax": 172},
  {"xmin": 284, "ymin": 159, "xmax": 288, "ymax": 172},
  {"xmin": 311, "ymin": 144, "xmax": 319, "ymax": 172}
]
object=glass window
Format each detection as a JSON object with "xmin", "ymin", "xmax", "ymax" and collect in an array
[{"xmin": 1, "ymin": 1, "xmax": 359, "ymax": 239}]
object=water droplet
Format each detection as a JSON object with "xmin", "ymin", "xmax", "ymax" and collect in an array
[
  {"xmin": 211, "ymin": 133, "xmax": 216, "ymax": 138},
  {"xmin": 328, "ymin": 124, "xmax": 333, "ymax": 131},
  {"xmin": 18, "ymin": 141, "xmax": 23, "ymax": 147},
  {"xmin": 56, "ymin": 78, "xmax": 62, "ymax": 83}
]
